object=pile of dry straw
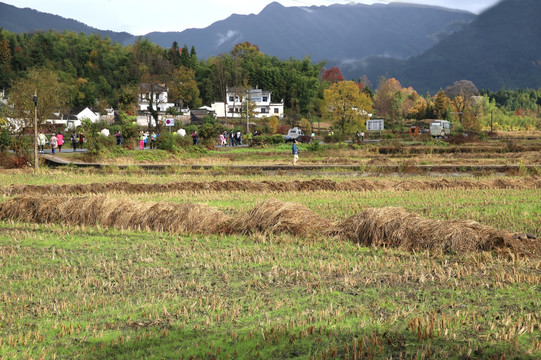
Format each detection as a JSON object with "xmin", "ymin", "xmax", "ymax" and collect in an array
[
  {"xmin": 0, "ymin": 196, "xmax": 230, "ymax": 234},
  {"xmin": 229, "ymin": 199, "xmax": 331, "ymax": 236},
  {"xmin": 0, "ymin": 196, "xmax": 537, "ymax": 256},
  {"xmin": 2, "ymin": 176, "xmax": 540, "ymax": 196},
  {"xmin": 333, "ymin": 207, "xmax": 536, "ymax": 255}
]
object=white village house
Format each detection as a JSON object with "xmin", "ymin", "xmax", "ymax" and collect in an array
[
  {"xmin": 136, "ymin": 83, "xmax": 178, "ymax": 127},
  {"xmin": 63, "ymin": 106, "xmax": 101, "ymax": 129},
  {"xmin": 53, "ymin": 106, "xmax": 114, "ymax": 129},
  {"xmin": 211, "ymin": 88, "xmax": 284, "ymax": 119},
  {"xmin": 38, "ymin": 106, "xmax": 113, "ymax": 131}
]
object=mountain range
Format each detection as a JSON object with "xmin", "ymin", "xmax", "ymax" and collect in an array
[
  {"xmin": 0, "ymin": 2, "xmax": 133, "ymax": 44},
  {"xmin": 144, "ymin": 2, "xmax": 475, "ymax": 62},
  {"xmin": 1, "ymin": 0, "xmax": 540, "ymax": 93},
  {"xmin": 0, "ymin": 1, "xmax": 475, "ymax": 62},
  {"xmin": 341, "ymin": 0, "xmax": 541, "ymax": 92}
]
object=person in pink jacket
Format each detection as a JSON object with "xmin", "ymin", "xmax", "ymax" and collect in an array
[
  {"xmin": 50, "ymin": 133, "xmax": 58, "ymax": 155},
  {"xmin": 219, "ymin": 132, "xmax": 226, "ymax": 146},
  {"xmin": 56, "ymin": 132, "xmax": 64, "ymax": 152}
]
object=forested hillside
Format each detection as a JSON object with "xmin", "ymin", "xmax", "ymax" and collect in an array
[
  {"xmin": 0, "ymin": 30, "xmax": 324, "ymax": 114},
  {"xmin": 0, "ymin": 2, "xmax": 132, "ymax": 44},
  {"xmin": 340, "ymin": 0, "xmax": 541, "ymax": 93},
  {"xmin": 398, "ymin": 0, "xmax": 541, "ymax": 92}
]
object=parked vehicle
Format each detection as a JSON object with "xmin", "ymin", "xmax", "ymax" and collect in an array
[
  {"xmin": 284, "ymin": 127, "xmax": 305, "ymax": 142},
  {"xmin": 430, "ymin": 120, "xmax": 452, "ymax": 138}
]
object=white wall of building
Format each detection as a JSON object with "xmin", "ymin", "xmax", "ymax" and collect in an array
[{"xmin": 211, "ymin": 88, "xmax": 284, "ymax": 119}]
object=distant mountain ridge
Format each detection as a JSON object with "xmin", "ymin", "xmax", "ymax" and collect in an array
[
  {"xmin": 0, "ymin": 2, "xmax": 133, "ymax": 44},
  {"xmin": 400, "ymin": 0, "xmax": 541, "ymax": 91},
  {"xmin": 339, "ymin": 0, "xmax": 541, "ymax": 93},
  {"xmin": 145, "ymin": 2, "xmax": 475, "ymax": 61},
  {"xmin": 0, "ymin": 1, "xmax": 474, "ymax": 63}
]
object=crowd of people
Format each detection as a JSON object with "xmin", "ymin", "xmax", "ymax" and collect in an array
[
  {"xmin": 37, "ymin": 127, "xmax": 267, "ymax": 153},
  {"xmin": 131, "ymin": 131, "xmax": 159, "ymax": 149},
  {"xmin": 37, "ymin": 131, "xmax": 85, "ymax": 154},
  {"xmin": 217, "ymin": 129, "xmax": 261, "ymax": 147}
]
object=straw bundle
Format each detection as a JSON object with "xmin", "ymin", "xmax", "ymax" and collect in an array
[
  {"xmin": 0, "ymin": 196, "xmax": 537, "ymax": 256},
  {"xmin": 0, "ymin": 196, "xmax": 230, "ymax": 234},
  {"xmin": 2, "ymin": 176, "xmax": 540, "ymax": 196},
  {"xmin": 333, "ymin": 207, "xmax": 536, "ymax": 254},
  {"xmin": 229, "ymin": 198, "xmax": 331, "ymax": 236}
]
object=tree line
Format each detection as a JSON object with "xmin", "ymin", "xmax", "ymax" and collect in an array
[{"xmin": 0, "ymin": 29, "xmax": 539, "ymax": 134}]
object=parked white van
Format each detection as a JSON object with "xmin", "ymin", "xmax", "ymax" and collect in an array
[
  {"xmin": 430, "ymin": 120, "xmax": 452, "ymax": 138},
  {"xmin": 285, "ymin": 127, "xmax": 305, "ymax": 142}
]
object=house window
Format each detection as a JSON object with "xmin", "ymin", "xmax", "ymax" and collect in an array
[
  {"xmin": 229, "ymin": 96, "xmax": 234, "ymax": 102},
  {"xmin": 262, "ymin": 96, "xmax": 268, "ymax": 102},
  {"xmin": 274, "ymin": 108, "xmax": 279, "ymax": 114},
  {"xmin": 261, "ymin": 108, "xmax": 267, "ymax": 113}
]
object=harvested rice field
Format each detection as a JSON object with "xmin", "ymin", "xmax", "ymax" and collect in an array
[
  {"xmin": 56, "ymin": 136, "xmax": 541, "ymax": 167},
  {"xmin": 0, "ymin": 168, "xmax": 540, "ymax": 359}
]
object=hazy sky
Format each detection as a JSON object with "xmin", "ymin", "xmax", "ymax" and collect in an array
[{"xmin": 3, "ymin": 0, "xmax": 502, "ymax": 35}]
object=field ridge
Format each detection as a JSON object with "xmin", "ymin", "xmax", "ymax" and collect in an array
[{"xmin": 2, "ymin": 176, "xmax": 540, "ymax": 196}]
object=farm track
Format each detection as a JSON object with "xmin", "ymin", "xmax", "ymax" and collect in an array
[{"xmin": 3, "ymin": 176, "xmax": 540, "ymax": 196}]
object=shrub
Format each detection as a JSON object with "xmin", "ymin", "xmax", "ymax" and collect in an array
[
  {"xmin": 199, "ymin": 122, "xmax": 224, "ymax": 142},
  {"xmin": 185, "ymin": 125, "xmax": 198, "ymax": 135},
  {"xmin": 267, "ymin": 116, "xmax": 279, "ymax": 134},
  {"xmin": 381, "ymin": 132, "xmax": 397, "ymax": 140},
  {"xmin": 306, "ymin": 141, "xmax": 322, "ymax": 152},
  {"xmin": 323, "ymin": 132, "xmax": 346, "ymax": 143},
  {"xmin": 156, "ymin": 133, "xmax": 183, "ymax": 153},
  {"xmin": 277, "ymin": 124, "xmax": 290, "ymax": 135},
  {"xmin": 251, "ymin": 134, "xmax": 285, "ymax": 146},
  {"xmin": 270, "ymin": 134, "xmax": 285, "ymax": 144},
  {"xmin": 0, "ymin": 128, "xmax": 11, "ymax": 151},
  {"xmin": 80, "ymin": 119, "xmax": 112, "ymax": 156},
  {"xmin": 0, "ymin": 152, "xmax": 30, "ymax": 168}
]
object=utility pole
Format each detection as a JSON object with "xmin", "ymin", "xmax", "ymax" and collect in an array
[
  {"xmin": 33, "ymin": 91, "xmax": 38, "ymax": 170},
  {"xmin": 246, "ymin": 89, "xmax": 250, "ymax": 133}
]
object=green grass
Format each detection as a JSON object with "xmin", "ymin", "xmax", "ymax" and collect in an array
[
  {"xmin": 0, "ymin": 170, "xmax": 540, "ymax": 359},
  {"xmin": 0, "ymin": 222, "xmax": 539, "ymax": 359}
]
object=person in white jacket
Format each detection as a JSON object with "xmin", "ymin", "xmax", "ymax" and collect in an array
[{"xmin": 37, "ymin": 132, "xmax": 48, "ymax": 153}]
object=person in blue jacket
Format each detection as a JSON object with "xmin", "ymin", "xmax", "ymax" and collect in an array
[{"xmin": 292, "ymin": 139, "xmax": 299, "ymax": 165}]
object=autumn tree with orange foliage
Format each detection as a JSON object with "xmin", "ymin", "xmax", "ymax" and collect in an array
[
  {"xmin": 433, "ymin": 90, "xmax": 450, "ymax": 119},
  {"xmin": 374, "ymin": 78, "xmax": 430, "ymax": 126},
  {"xmin": 374, "ymin": 77, "xmax": 403, "ymax": 121}
]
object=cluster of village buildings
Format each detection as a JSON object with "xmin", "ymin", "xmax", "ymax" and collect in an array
[{"xmin": 1, "ymin": 86, "xmax": 284, "ymax": 131}]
